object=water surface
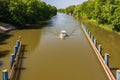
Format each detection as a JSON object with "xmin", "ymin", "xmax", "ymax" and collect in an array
[
  {"xmin": 84, "ymin": 22, "xmax": 120, "ymax": 75},
  {"xmin": 0, "ymin": 29, "xmax": 41, "ymax": 80},
  {"xmin": 19, "ymin": 13, "xmax": 109, "ymax": 80},
  {"xmin": 0, "ymin": 13, "xmax": 109, "ymax": 80}
]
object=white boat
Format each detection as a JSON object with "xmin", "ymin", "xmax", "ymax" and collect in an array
[{"xmin": 59, "ymin": 30, "xmax": 69, "ymax": 39}]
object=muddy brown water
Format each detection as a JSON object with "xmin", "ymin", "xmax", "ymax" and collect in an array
[
  {"xmin": 84, "ymin": 22, "xmax": 120, "ymax": 75},
  {"xmin": 0, "ymin": 13, "xmax": 109, "ymax": 80}
]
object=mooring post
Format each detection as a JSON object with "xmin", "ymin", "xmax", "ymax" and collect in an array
[
  {"xmin": 87, "ymin": 29, "xmax": 89, "ymax": 34},
  {"xmin": 85, "ymin": 28, "xmax": 87, "ymax": 32},
  {"xmin": 2, "ymin": 69, "xmax": 8, "ymax": 80},
  {"xmin": 10, "ymin": 54, "xmax": 15, "ymax": 68},
  {"xmin": 104, "ymin": 53, "xmax": 109, "ymax": 66},
  {"xmin": 16, "ymin": 40, "xmax": 21, "ymax": 48},
  {"xmin": 18, "ymin": 36, "xmax": 21, "ymax": 41},
  {"xmin": 89, "ymin": 31, "xmax": 91, "ymax": 37},
  {"xmin": 116, "ymin": 70, "xmax": 120, "ymax": 80},
  {"xmin": 94, "ymin": 39, "xmax": 97, "ymax": 47},
  {"xmin": 14, "ymin": 45, "xmax": 18, "ymax": 56},
  {"xmin": 98, "ymin": 45, "xmax": 102, "ymax": 54},
  {"xmin": 91, "ymin": 35, "xmax": 94, "ymax": 42}
]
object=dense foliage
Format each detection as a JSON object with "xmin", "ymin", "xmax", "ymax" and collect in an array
[
  {"xmin": 0, "ymin": 0, "xmax": 57, "ymax": 27},
  {"xmin": 58, "ymin": 5, "xmax": 75, "ymax": 15},
  {"xmin": 58, "ymin": 0, "xmax": 120, "ymax": 32}
]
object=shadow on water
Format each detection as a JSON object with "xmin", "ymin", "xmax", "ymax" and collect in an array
[
  {"xmin": 14, "ymin": 44, "xmax": 27, "ymax": 80},
  {"xmin": 0, "ymin": 61, "xmax": 3, "ymax": 68},
  {"xmin": 110, "ymin": 67, "xmax": 119, "ymax": 71},
  {"xmin": 0, "ymin": 50, "xmax": 10, "ymax": 58},
  {"xmin": 0, "ymin": 33, "xmax": 13, "ymax": 45},
  {"xmin": 0, "ymin": 33, "xmax": 12, "ymax": 69},
  {"xmin": 0, "ymin": 50, "xmax": 10, "ymax": 68},
  {"xmin": 21, "ymin": 20, "xmax": 52, "ymax": 30},
  {"xmin": 110, "ymin": 67, "xmax": 119, "ymax": 77}
]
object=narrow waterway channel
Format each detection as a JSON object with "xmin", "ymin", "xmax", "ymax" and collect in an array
[{"xmin": 0, "ymin": 13, "xmax": 109, "ymax": 80}]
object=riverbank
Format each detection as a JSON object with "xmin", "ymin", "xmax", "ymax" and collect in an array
[
  {"xmin": 79, "ymin": 18, "xmax": 120, "ymax": 35},
  {"xmin": 0, "ymin": 22, "xmax": 16, "ymax": 33}
]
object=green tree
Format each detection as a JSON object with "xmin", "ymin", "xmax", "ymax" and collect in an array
[
  {"xmin": 0, "ymin": 0, "xmax": 57, "ymax": 27},
  {"xmin": 0, "ymin": 0, "xmax": 10, "ymax": 22},
  {"xmin": 58, "ymin": 9, "xmax": 65, "ymax": 13},
  {"xmin": 112, "ymin": 5, "xmax": 120, "ymax": 31},
  {"xmin": 65, "ymin": 5, "xmax": 75, "ymax": 14},
  {"xmin": 60, "ymin": 0, "xmax": 120, "ymax": 32},
  {"xmin": 73, "ymin": 1, "xmax": 94, "ymax": 19},
  {"xmin": 9, "ymin": 1, "xmax": 27, "ymax": 26}
]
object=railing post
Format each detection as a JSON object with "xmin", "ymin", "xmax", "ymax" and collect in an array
[
  {"xmin": 14, "ymin": 45, "xmax": 18, "ymax": 56},
  {"xmin": 89, "ymin": 31, "xmax": 91, "ymax": 37},
  {"xmin": 104, "ymin": 53, "xmax": 109, "ymax": 66},
  {"xmin": 10, "ymin": 54, "xmax": 15, "ymax": 68},
  {"xmin": 2, "ymin": 69, "xmax": 8, "ymax": 80},
  {"xmin": 91, "ymin": 35, "xmax": 94, "ymax": 42},
  {"xmin": 18, "ymin": 36, "xmax": 21, "ymax": 41},
  {"xmin": 16, "ymin": 40, "xmax": 21, "ymax": 48},
  {"xmin": 116, "ymin": 70, "xmax": 120, "ymax": 80},
  {"xmin": 98, "ymin": 45, "xmax": 102, "ymax": 54},
  {"xmin": 94, "ymin": 39, "xmax": 97, "ymax": 47}
]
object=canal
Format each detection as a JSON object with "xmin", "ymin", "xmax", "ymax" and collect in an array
[{"xmin": 0, "ymin": 13, "xmax": 109, "ymax": 80}]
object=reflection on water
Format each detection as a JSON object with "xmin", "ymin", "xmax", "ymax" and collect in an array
[
  {"xmin": 44, "ymin": 13, "xmax": 80, "ymax": 38},
  {"xmin": 84, "ymin": 22, "xmax": 120, "ymax": 74},
  {"xmin": 0, "ymin": 13, "xmax": 109, "ymax": 80}
]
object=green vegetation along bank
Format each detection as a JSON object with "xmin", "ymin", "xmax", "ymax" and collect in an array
[
  {"xmin": 0, "ymin": 0, "xmax": 57, "ymax": 28},
  {"xmin": 58, "ymin": 0, "xmax": 120, "ymax": 32}
]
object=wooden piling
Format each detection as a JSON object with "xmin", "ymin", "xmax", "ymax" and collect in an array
[
  {"xmin": 117, "ymin": 70, "xmax": 120, "ymax": 80},
  {"xmin": 94, "ymin": 39, "xmax": 97, "ymax": 47},
  {"xmin": 2, "ymin": 69, "xmax": 8, "ymax": 80},
  {"xmin": 91, "ymin": 35, "xmax": 94, "ymax": 42},
  {"xmin": 14, "ymin": 45, "xmax": 18, "ymax": 56},
  {"xmin": 18, "ymin": 36, "xmax": 21, "ymax": 41},
  {"xmin": 16, "ymin": 40, "xmax": 21, "ymax": 48},
  {"xmin": 10, "ymin": 54, "xmax": 15, "ymax": 69},
  {"xmin": 104, "ymin": 53, "xmax": 109, "ymax": 66},
  {"xmin": 98, "ymin": 45, "xmax": 102, "ymax": 54}
]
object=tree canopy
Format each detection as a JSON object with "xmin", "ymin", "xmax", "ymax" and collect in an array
[
  {"xmin": 58, "ymin": 0, "xmax": 120, "ymax": 32},
  {"xmin": 0, "ymin": 0, "xmax": 57, "ymax": 27}
]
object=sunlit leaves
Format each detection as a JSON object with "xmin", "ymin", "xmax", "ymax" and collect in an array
[
  {"xmin": 0, "ymin": 0, "xmax": 57, "ymax": 27},
  {"xmin": 72, "ymin": 0, "xmax": 120, "ymax": 32}
]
